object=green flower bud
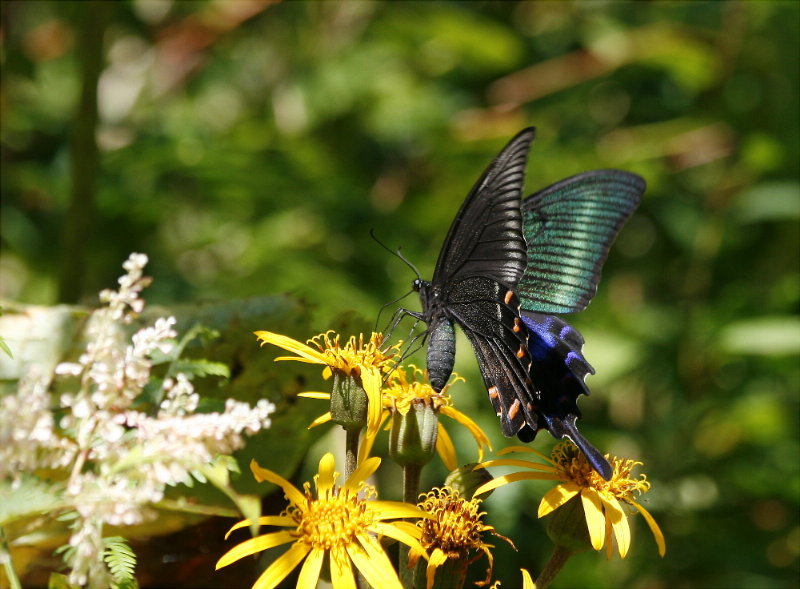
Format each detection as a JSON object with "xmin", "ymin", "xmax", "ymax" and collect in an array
[
  {"xmin": 389, "ymin": 401, "xmax": 438, "ymax": 466},
  {"xmin": 330, "ymin": 371, "xmax": 368, "ymax": 431},
  {"xmin": 446, "ymin": 464, "xmax": 494, "ymax": 500},
  {"xmin": 546, "ymin": 495, "xmax": 593, "ymax": 553}
]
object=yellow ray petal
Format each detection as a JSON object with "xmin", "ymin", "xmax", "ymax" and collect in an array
[
  {"xmin": 330, "ymin": 546, "xmax": 356, "ymax": 589},
  {"xmin": 476, "ymin": 471, "xmax": 561, "ymax": 497},
  {"xmin": 296, "ymin": 547, "xmax": 325, "ymax": 589},
  {"xmin": 521, "ymin": 568, "xmax": 535, "ymax": 589},
  {"xmin": 309, "ymin": 411, "xmax": 333, "ymax": 429},
  {"xmin": 298, "ymin": 391, "xmax": 331, "ymax": 399},
  {"xmin": 631, "ymin": 501, "xmax": 666, "ymax": 557},
  {"xmin": 343, "ymin": 456, "xmax": 382, "ymax": 493},
  {"xmin": 497, "ymin": 445, "xmax": 554, "ymax": 462},
  {"xmin": 600, "ymin": 494, "xmax": 630, "ymax": 557},
  {"xmin": 370, "ymin": 521, "xmax": 427, "ymax": 557},
  {"xmin": 580, "ymin": 487, "xmax": 607, "ymax": 550},
  {"xmin": 252, "ymin": 541, "xmax": 311, "ymax": 589},
  {"xmin": 250, "ymin": 460, "xmax": 305, "ymax": 506},
  {"xmin": 476, "ymin": 458, "xmax": 555, "ymax": 472},
  {"xmin": 255, "ymin": 331, "xmax": 327, "ymax": 363},
  {"xmin": 350, "ymin": 535, "xmax": 403, "ymax": 589},
  {"xmin": 274, "ymin": 355, "xmax": 326, "ymax": 364},
  {"xmin": 604, "ymin": 515, "xmax": 614, "ymax": 559},
  {"xmin": 538, "ymin": 482, "xmax": 582, "ymax": 518},
  {"xmin": 362, "ymin": 366, "xmax": 383, "ymax": 436},
  {"xmin": 224, "ymin": 516, "xmax": 294, "ymax": 539},
  {"xmin": 358, "ymin": 413, "xmax": 389, "ymax": 463},
  {"xmin": 440, "ymin": 406, "xmax": 492, "ymax": 454},
  {"xmin": 426, "ymin": 548, "xmax": 449, "ymax": 589},
  {"xmin": 216, "ymin": 531, "xmax": 296, "ymax": 569},
  {"xmin": 316, "ymin": 453, "xmax": 337, "ymax": 494},
  {"xmin": 435, "ymin": 423, "xmax": 458, "ymax": 472},
  {"xmin": 368, "ymin": 500, "xmax": 430, "ymax": 520}
]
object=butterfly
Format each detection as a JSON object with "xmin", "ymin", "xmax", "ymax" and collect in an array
[{"xmin": 401, "ymin": 128, "xmax": 643, "ymax": 480}]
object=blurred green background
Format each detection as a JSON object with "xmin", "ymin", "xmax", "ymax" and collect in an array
[{"xmin": 1, "ymin": 1, "xmax": 798, "ymax": 588}]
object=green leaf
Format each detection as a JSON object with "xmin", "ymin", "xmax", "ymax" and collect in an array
[
  {"xmin": 172, "ymin": 358, "xmax": 230, "ymax": 379},
  {"xmin": 103, "ymin": 536, "xmax": 137, "ymax": 587},
  {"xmin": 0, "ymin": 477, "xmax": 66, "ymax": 526}
]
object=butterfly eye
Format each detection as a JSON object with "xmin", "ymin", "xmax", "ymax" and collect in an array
[{"xmin": 412, "ymin": 279, "xmax": 422, "ymax": 292}]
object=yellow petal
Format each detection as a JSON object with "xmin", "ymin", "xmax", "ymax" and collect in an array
[
  {"xmin": 252, "ymin": 541, "xmax": 311, "ymax": 589},
  {"xmin": 216, "ymin": 531, "xmax": 296, "ymax": 569},
  {"xmin": 426, "ymin": 548, "xmax": 449, "ymax": 589},
  {"xmin": 343, "ymin": 456, "xmax": 382, "ymax": 493},
  {"xmin": 350, "ymin": 535, "xmax": 402, "ymax": 589},
  {"xmin": 580, "ymin": 488, "xmax": 607, "ymax": 550},
  {"xmin": 298, "ymin": 391, "xmax": 331, "ymax": 399},
  {"xmin": 309, "ymin": 412, "xmax": 333, "ymax": 429},
  {"xmin": 476, "ymin": 471, "xmax": 561, "ymax": 497},
  {"xmin": 497, "ymin": 445, "xmax": 554, "ymax": 463},
  {"xmin": 631, "ymin": 501, "xmax": 666, "ymax": 557},
  {"xmin": 224, "ymin": 516, "xmax": 294, "ymax": 539},
  {"xmin": 250, "ymin": 460, "xmax": 305, "ymax": 507},
  {"xmin": 370, "ymin": 521, "xmax": 427, "ymax": 558},
  {"xmin": 538, "ymin": 482, "xmax": 582, "ymax": 518},
  {"xmin": 368, "ymin": 500, "xmax": 431, "ymax": 520},
  {"xmin": 477, "ymin": 458, "xmax": 555, "ymax": 472},
  {"xmin": 255, "ymin": 331, "xmax": 326, "ymax": 363},
  {"xmin": 274, "ymin": 355, "xmax": 327, "ymax": 364},
  {"xmin": 362, "ymin": 366, "xmax": 383, "ymax": 436},
  {"xmin": 330, "ymin": 546, "xmax": 356, "ymax": 589},
  {"xmin": 358, "ymin": 412, "xmax": 389, "ymax": 464},
  {"xmin": 604, "ymin": 515, "xmax": 614, "ymax": 559},
  {"xmin": 296, "ymin": 547, "xmax": 325, "ymax": 589},
  {"xmin": 521, "ymin": 568, "xmax": 535, "ymax": 589},
  {"xmin": 435, "ymin": 423, "xmax": 458, "ymax": 472},
  {"xmin": 439, "ymin": 406, "xmax": 492, "ymax": 455},
  {"xmin": 599, "ymin": 494, "xmax": 630, "ymax": 558},
  {"xmin": 316, "ymin": 453, "xmax": 337, "ymax": 494}
]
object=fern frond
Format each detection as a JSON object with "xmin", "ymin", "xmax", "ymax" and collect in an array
[{"xmin": 103, "ymin": 536, "xmax": 137, "ymax": 587}]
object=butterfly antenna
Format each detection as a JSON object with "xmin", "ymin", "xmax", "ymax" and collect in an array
[{"xmin": 369, "ymin": 228, "xmax": 422, "ymax": 281}]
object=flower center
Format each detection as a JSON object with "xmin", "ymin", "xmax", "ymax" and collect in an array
[
  {"xmin": 418, "ymin": 488, "xmax": 486, "ymax": 554},
  {"xmin": 293, "ymin": 489, "xmax": 374, "ymax": 550}
]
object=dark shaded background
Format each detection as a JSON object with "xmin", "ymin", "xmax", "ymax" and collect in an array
[{"xmin": 2, "ymin": 1, "xmax": 798, "ymax": 588}]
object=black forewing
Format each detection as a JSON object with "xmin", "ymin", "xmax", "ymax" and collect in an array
[
  {"xmin": 519, "ymin": 170, "xmax": 644, "ymax": 314},
  {"xmin": 432, "ymin": 127, "xmax": 536, "ymax": 289}
]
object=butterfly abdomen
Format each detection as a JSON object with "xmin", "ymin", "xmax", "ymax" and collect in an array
[{"xmin": 426, "ymin": 317, "xmax": 455, "ymax": 392}]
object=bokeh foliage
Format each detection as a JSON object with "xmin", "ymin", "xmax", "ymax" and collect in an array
[{"xmin": 1, "ymin": 1, "xmax": 798, "ymax": 588}]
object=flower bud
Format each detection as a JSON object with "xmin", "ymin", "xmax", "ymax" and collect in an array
[
  {"xmin": 330, "ymin": 371, "xmax": 368, "ymax": 430},
  {"xmin": 546, "ymin": 495, "xmax": 593, "ymax": 553},
  {"xmin": 446, "ymin": 464, "xmax": 494, "ymax": 500},
  {"xmin": 389, "ymin": 401, "xmax": 438, "ymax": 466}
]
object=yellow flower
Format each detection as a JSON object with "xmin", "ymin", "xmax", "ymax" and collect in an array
[
  {"xmin": 409, "ymin": 486, "xmax": 512, "ymax": 589},
  {"xmin": 476, "ymin": 441, "xmax": 666, "ymax": 558},
  {"xmin": 216, "ymin": 453, "xmax": 429, "ymax": 589},
  {"xmin": 255, "ymin": 330, "xmax": 400, "ymax": 446},
  {"xmin": 374, "ymin": 365, "xmax": 491, "ymax": 469}
]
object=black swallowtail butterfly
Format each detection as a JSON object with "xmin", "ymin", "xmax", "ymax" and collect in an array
[{"xmin": 400, "ymin": 128, "xmax": 643, "ymax": 480}]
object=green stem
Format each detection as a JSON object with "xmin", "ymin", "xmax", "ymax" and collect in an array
[
  {"xmin": 344, "ymin": 427, "xmax": 360, "ymax": 480},
  {"xmin": 534, "ymin": 545, "xmax": 573, "ymax": 589},
  {"xmin": 399, "ymin": 464, "xmax": 423, "ymax": 587},
  {"xmin": 0, "ymin": 527, "xmax": 22, "ymax": 589}
]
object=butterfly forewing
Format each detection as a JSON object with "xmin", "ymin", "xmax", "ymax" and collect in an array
[
  {"xmin": 433, "ymin": 127, "xmax": 536, "ymax": 289},
  {"xmin": 519, "ymin": 170, "xmax": 644, "ymax": 314}
]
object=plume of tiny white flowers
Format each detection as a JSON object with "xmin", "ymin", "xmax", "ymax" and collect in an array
[{"xmin": 0, "ymin": 253, "xmax": 276, "ymax": 588}]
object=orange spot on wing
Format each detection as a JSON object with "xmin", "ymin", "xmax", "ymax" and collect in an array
[
  {"xmin": 509, "ymin": 399, "xmax": 521, "ymax": 420},
  {"xmin": 488, "ymin": 386, "xmax": 499, "ymax": 399},
  {"xmin": 516, "ymin": 345, "xmax": 526, "ymax": 359},
  {"xmin": 504, "ymin": 290, "xmax": 514, "ymax": 305}
]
